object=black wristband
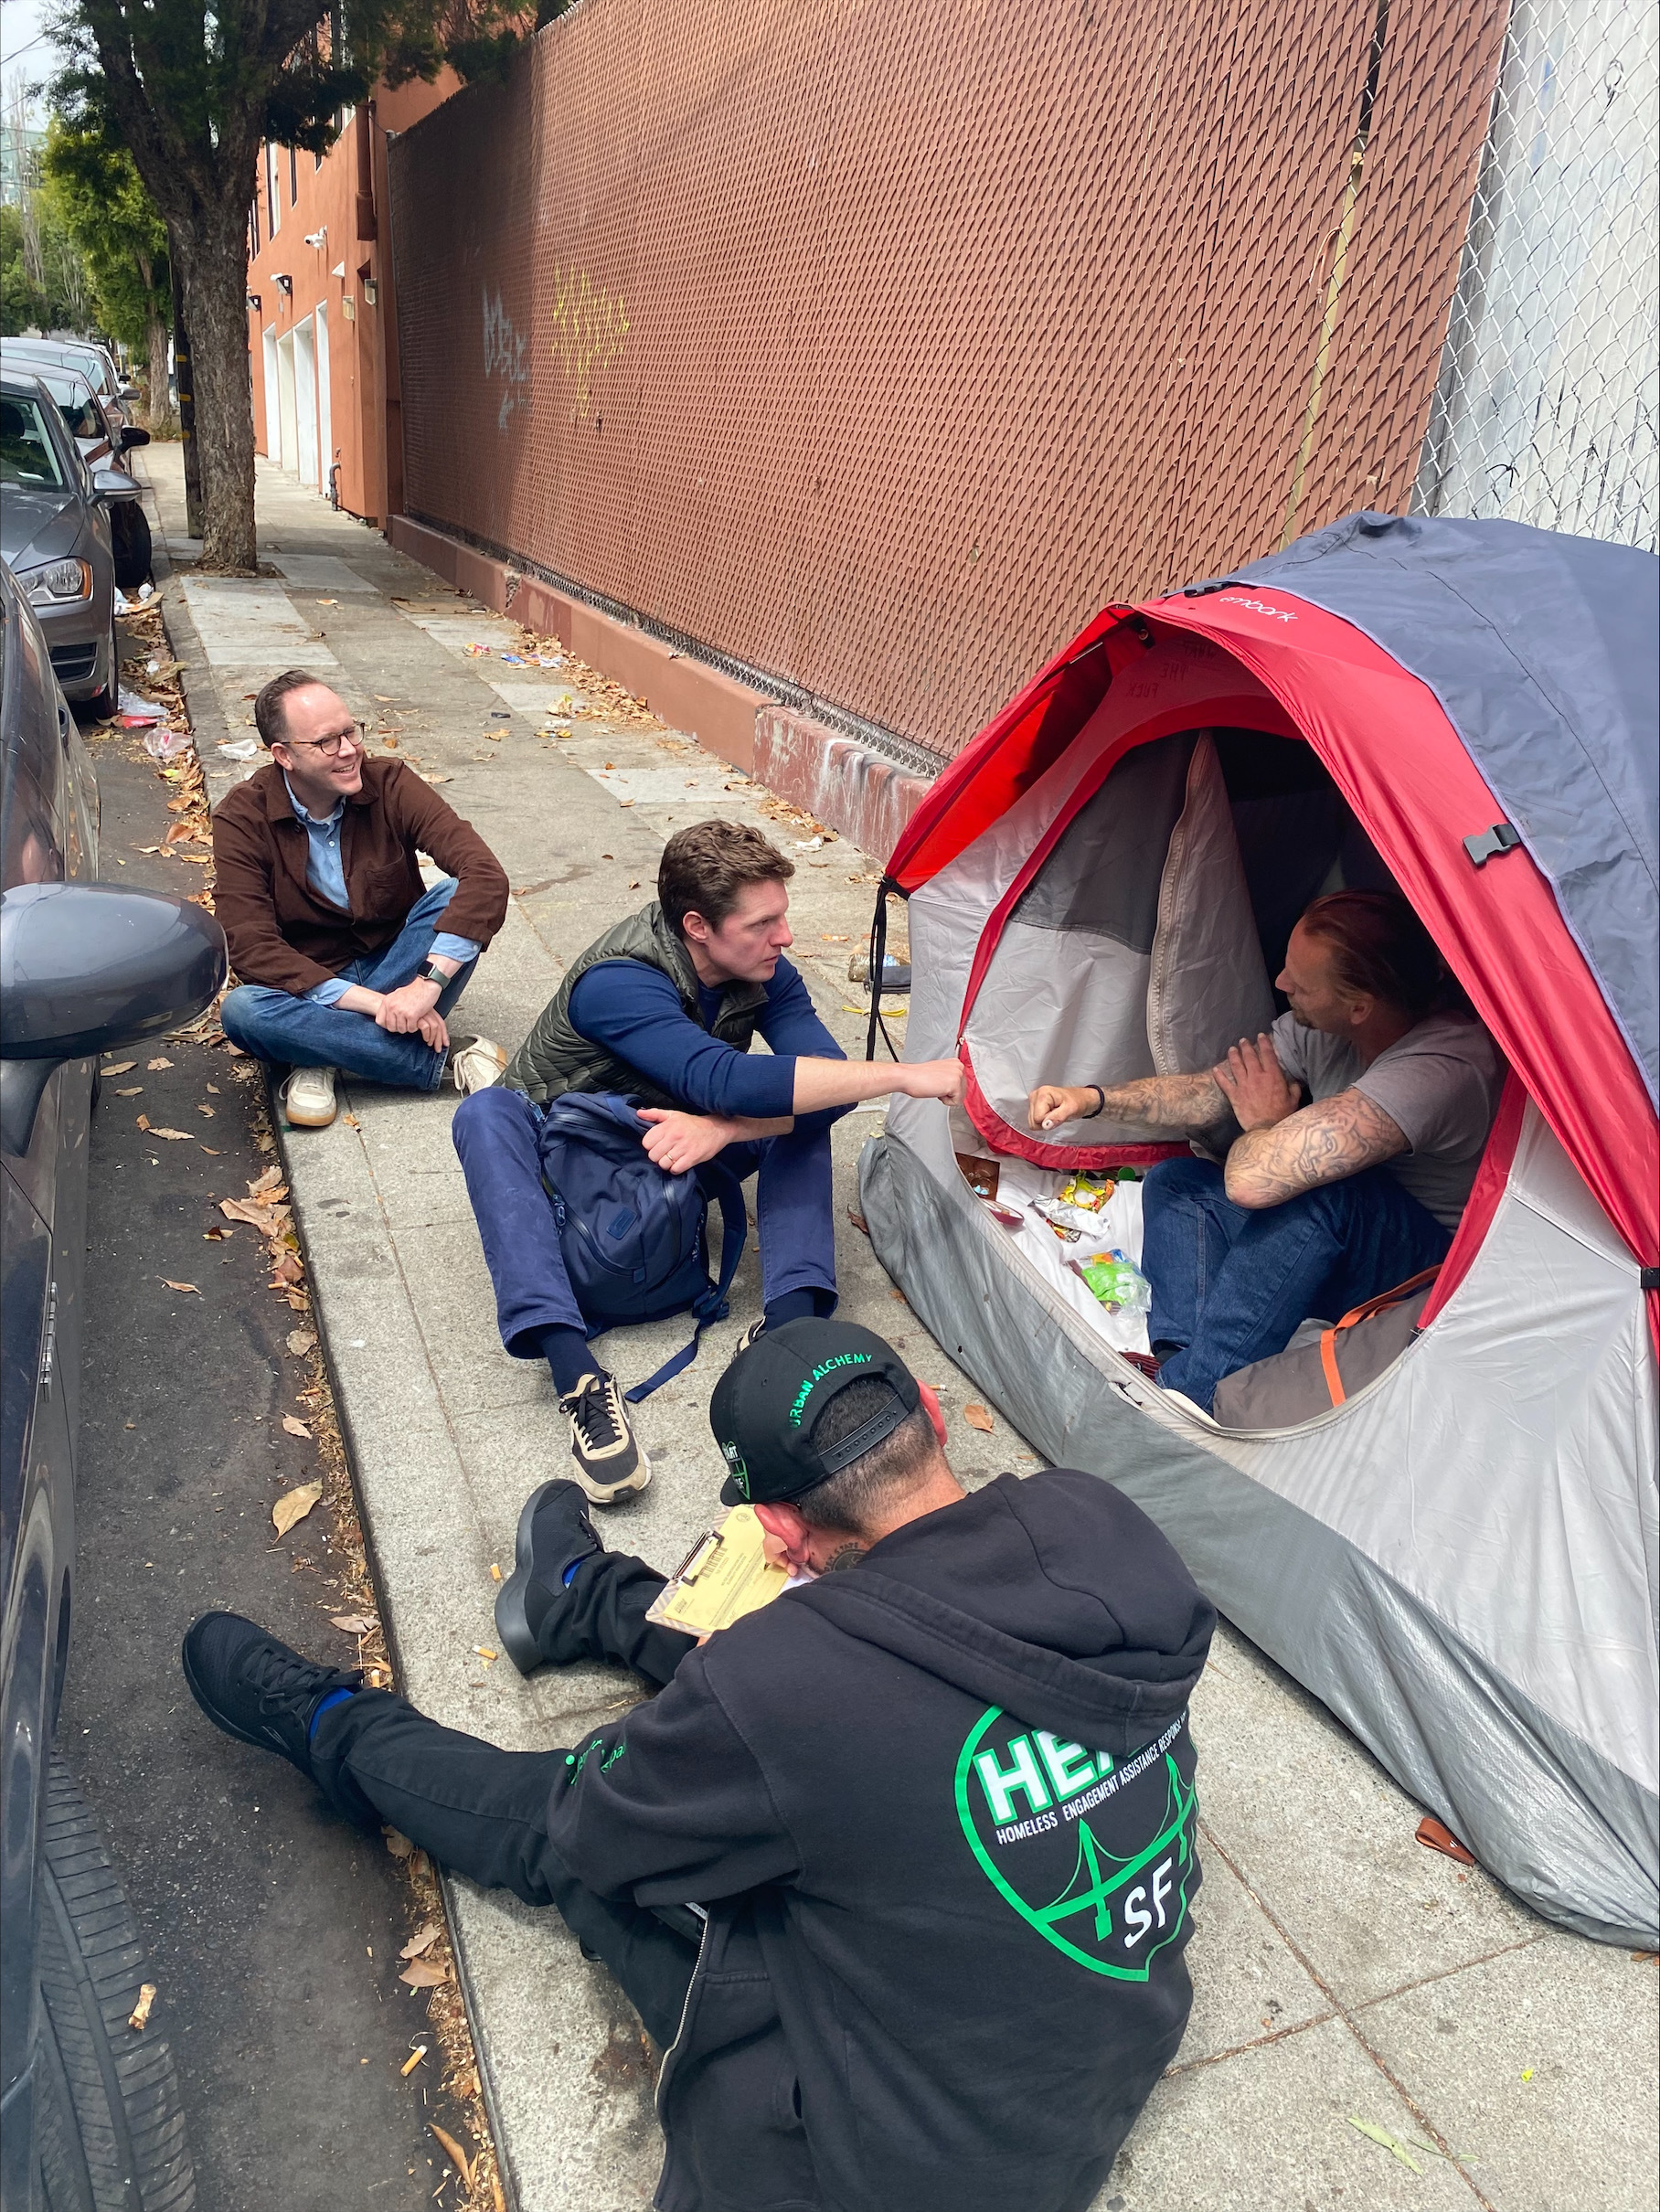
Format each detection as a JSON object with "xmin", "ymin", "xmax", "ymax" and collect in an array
[{"xmin": 1081, "ymin": 1086, "xmax": 1106, "ymax": 1120}]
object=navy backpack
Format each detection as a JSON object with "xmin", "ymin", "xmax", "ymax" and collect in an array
[{"xmin": 537, "ymin": 1092, "xmax": 747, "ymax": 1401}]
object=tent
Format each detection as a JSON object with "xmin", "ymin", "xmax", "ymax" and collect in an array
[{"xmin": 859, "ymin": 512, "xmax": 1659, "ymax": 1946}]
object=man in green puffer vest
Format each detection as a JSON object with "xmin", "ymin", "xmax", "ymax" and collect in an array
[{"xmin": 452, "ymin": 819, "xmax": 964, "ymax": 1503}]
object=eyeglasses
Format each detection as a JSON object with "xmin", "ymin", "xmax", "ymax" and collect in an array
[{"xmin": 283, "ymin": 721, "xmax": 367, "ymax": 759}]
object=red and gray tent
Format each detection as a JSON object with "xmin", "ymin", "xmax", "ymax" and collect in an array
[{"xmin": 861, "ymin": 512, "xmax": 1658, "ymax": 1945}]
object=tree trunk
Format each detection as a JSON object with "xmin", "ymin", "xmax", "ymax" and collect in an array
[
  {"xmin": 144, "ymin": 299, "xmax": 176, "ymax": 434},
  {"xmin": 177, "ymin": 201, "xmax": 257, "ymax": 572}
]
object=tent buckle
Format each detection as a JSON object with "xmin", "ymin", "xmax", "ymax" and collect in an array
[{"xmin": 1463, "ymin": 822, "xmax": 1523, "ymax": 867}]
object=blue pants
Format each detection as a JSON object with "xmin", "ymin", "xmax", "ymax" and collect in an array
[
  {"xmin": 452, "ymin": 1083, "xmax": 838, "ymax": 1355},
  {"xmin": 1141, "ymin": 1156, "xmax": 1452, "ymax": 1412},
  {"xmin": 219, "ymin": 879, "xmax": 477, "ymax": 1093}
]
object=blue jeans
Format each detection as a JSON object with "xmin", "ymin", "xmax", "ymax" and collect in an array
[
  {"xmin": 452, "ymin": 1084, "xmax": 838, "ymax": 1354},
  {"xmin": 219, "ymin": 879, "xmax": 478, "ymax": 1092},
  {"xmin": 1141, "ymin": 1156, "xmax": 1452, "ymax": 1412}
]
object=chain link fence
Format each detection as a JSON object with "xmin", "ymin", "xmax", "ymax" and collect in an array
[
  {"xmin": 1414, "ymin": 0, "xmax": 1657, "ymax": 550},
  {"xmin": 387, "ymin": 0, "xmax": 1647, "ymax": 765}
]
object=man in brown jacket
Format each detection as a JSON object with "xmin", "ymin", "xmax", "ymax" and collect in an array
[{"xmin": 213, "ymin": 668, "xmax": 511, "ymax": 1127}]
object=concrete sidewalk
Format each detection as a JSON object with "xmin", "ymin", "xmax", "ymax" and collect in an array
[{"xmin": 142, "ymin": 445, "xmax": 1657, "ymax": 2212}]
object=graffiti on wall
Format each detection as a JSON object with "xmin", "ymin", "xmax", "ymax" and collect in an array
[
  {"xmin": 483, "ymin": 288, "xmax": 530, "ymax": 431},
  {"xmin": 548, "ymin": 267, "xmax": 628, "ymax": 418}
]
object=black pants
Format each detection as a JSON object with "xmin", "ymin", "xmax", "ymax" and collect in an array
[{"xmin": 308, "ymin": 1550, "xmax": 701, "ymax": 2047}]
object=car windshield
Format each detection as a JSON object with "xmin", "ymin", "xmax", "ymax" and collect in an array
[{"xmin": 0, "ymin": 393, "xmax": 68, "ymax": 490}]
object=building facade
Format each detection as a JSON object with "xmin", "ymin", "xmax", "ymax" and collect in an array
[{"xmin": 244, "ymin": 77, "xmax": 453, "ymax": 526}]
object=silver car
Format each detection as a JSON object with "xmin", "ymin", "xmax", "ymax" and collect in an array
[
  {"xmin": 12, "ymin": 362, "xmax": 154, "ymax": 592},
  {"xmin": 0, "ymin": 373, "xmax": 136, "ymax": 717},
  {"xmin": 0, "ymin": 337, "xmax": 138, "ymax": 436}
]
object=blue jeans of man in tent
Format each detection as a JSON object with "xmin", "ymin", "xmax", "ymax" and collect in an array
[
  {"xmin": 220, "ymin": 878, "xmax": 478, "ymax": 1091},
  {"xmin": 452, "ymin": 1085, "xmax": 836, "ymax": 1361},
  {"xmin": 1142, "ymin": 1158, "xmax": 1452, "ymax": 1413}
]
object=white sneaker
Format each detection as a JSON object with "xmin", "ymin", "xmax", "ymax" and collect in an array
[
  {"xmin": 447, "ymin": 1035, "xmax": 508, "ymax": 1095},
  {"xmin": 281, "ymin": 1066, "xmax": 338, "ymax": 1127}
]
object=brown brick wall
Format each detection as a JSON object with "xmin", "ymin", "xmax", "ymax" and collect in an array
[{"xmin": 388, "ymin": 0, "xmax": 1506, "ymax": 759}]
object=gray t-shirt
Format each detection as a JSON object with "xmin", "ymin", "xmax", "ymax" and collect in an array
[{"xmin": 1268, "ymin": 1012, "xmax": 1503, "ymax": 1229}]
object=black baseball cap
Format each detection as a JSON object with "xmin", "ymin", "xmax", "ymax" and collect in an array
[{"xmin": 710, "ymin": 1319, "xmax": 921, "ymax": 1505}]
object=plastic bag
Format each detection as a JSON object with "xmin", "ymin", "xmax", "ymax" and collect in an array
[
  {"xmin": 1059, "ymin": 1171, "xmax": 1116, "ymax": 1212},
  {"xmin": 142, "ymin": 726, "xmax": 194, "ymax": 761},
  {"xmin": 1069, "ymin": 1250, "xmax": 1152, "ymax": 1314}
]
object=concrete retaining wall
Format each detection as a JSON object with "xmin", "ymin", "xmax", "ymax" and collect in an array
[{"xmin": 388, "ymin": 514, "xmax": 932, "ymax": 865}]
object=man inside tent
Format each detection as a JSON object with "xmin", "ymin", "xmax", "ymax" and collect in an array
[{"xmin": 1028, "ymin": 891, "xmax": 1502, "ymax": 1412}]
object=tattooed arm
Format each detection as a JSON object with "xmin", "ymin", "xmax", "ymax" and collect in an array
[
  {"xmin": 1224, "ymin": 1088, "xmax": 1408, "ymax": 1207},
  {"xmin": 1027, "ymin": 1072, "xmax": 1234, "ymax": 1135}
]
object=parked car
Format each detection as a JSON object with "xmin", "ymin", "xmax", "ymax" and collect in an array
[
  {"xmin": 0, "ymin": 558, "xmax": 221, "ymax": 2212},
  {"xmin": 0, "ymin": 340, "xmax": 137, "ymax": 438},
  {"xmin": 0, "ymin": 372, "xmax": 141, "ymax": 718},
  {"xmin": 1, "ymin": 362, "xmax": 153, "ymax": 595}
]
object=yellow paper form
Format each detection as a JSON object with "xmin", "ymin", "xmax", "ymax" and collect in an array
[{"xmin": 645, "ymin": 1505, "xmax": 794, "ymax": 1637}]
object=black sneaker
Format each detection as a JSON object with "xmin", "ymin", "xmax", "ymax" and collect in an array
[
  {"xmin": 560, "ymin": 1370, "xmax": 649, "ymax": 1505},
  {"xmin": 181, "ymin": 1611, "xmax": 362, "ymax": 1778},
  {"xmin": 495, "ymin": 1478, "xmax": 606, "ymax": 1675}
]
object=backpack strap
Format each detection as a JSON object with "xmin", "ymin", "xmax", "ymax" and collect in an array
[
  {"xmin": 1318, "ymin": 1265, "xmax": 1442, "ymax": 1409},
  {"xmin": 624, "ymin": 1161, "xmax": 749, "ymax": 1403}
]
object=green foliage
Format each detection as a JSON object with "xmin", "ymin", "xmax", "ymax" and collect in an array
[
  {"xmin": 39, "ymin": 120, "xmax": 169, "ymax": 356},
  {"xmin": 0, "ymin": 191, "xmax": 96, "ymax": 336}
]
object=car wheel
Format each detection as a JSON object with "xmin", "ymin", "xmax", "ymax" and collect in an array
[
  {"xmin": 33, "ymin": 1757, "xmax": 195, "ymax": 2211},
  {"xmin": 111, "ymin": 507, "xmax": 152, "ymax": 594},
  {"xmin": 84, "ymin": 614, "xmax": 120, "ymax": 724}
]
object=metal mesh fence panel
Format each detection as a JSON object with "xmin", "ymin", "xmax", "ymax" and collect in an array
[
  {"xmin": 388, "ymin": 0, "xmax": 1513, "ymax": 760},
  {"xmin": 1414, "ymin": 0, "xmax": 1658, "ymax": 549}
]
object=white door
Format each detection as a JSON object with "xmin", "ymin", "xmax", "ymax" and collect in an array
[
  {"xmin": 276, "ymin": 332, "xmax": 298, "ymax": 473},
  {"xmin": 261, "ymin": 326, "xmax": 280, "ymax": 458},
  {"xmin": 314, "ymin": 302, "xmax": 333, "ymax": 500},
  {"xmin": 293, "ymin": 315, "xmax": 318, "ymax": 487}
]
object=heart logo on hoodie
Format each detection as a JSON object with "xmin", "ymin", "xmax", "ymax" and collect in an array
[{"xmin": 953, "ymin": 1706, "xmax": 1196, "ymax": 1978}]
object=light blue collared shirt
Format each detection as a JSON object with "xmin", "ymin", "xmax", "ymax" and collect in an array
[{"xmin": 283, "ymin": 772, "xmax": 479, "ymax": 1005}]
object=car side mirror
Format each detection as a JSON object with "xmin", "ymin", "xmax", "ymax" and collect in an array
[
  {"xmin": 0, "ymin": 884, "xmax": 228, "ymax": 1154},
  {"xmin": 119, "ymin": 385, "xmax": 142, "ymax": 404},
  {"xmin": 92, "ymin": 466, "xmax": 140, "ymax": 503},
  {"xmin": 118, "ymin": 425, "xmax": 151, "ymax": 452}
]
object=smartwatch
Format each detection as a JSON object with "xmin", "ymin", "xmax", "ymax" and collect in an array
[{"xmin": 420, "ymin": 960, "xmax": 450, "ymax": 987}]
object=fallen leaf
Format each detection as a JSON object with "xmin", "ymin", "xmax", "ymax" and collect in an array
[
  {"xmin": 197, "ymin": 1104, "xmax": 215, "ymax": 1117},
  {"xmin": 199, "ymin": 1146, "xmax": 220, "ymax": 1154},
  {"xmin": 128, "ymin": 1983, "xmax": 157, "ymax": 2031},
  {"xmin": 161, "ymin": 1279, "xmax": 200, "ymax": 1294},
  {"xmin": 115, "ymin": 1086, "xmax": 144, "ymax": 1096},
  {"xmin": 1346, "ymin": 2118, "xmax": 1422, "ymax": 2175},
  {"xmin": 271, "ymin": 1482, "xmax": 322, "ymax": 1537},
  {"xmin": 205, "ymin": 1081, "xmax": 219, "ymax": 1093},
  {"xmin": 400, "ymin": 2044, "xmax": 427, "ymax": 2076},
  {"xmin": 846, "ymin": 1207, "xmax": 869, "ymax": 1235},
  {"xmin": 218, "ymin": 1197, "xmax": 271, "ymax": 1226},
  {"xmin": 1416, "ymin": 1815, "xmax": 1476, "ymax": 1866},
  {"xmin": 249, "ymin": 1165, "xmax": 284, "ymax": 1195},
  {"xmin": 287, "ymin": 1327, "xmax": 316, "ymax": 1356},
  {"xmin": 148, "ymin": 1127, "xmax": 195, "ymax": 1141},
  {"xmin": 430, "ymin": 2124, "xmax": 474, "ymax": 2190},
  {"xmin": 271, "ymin": 1252, "xmax": 304, "ymax": 1284},
  {"xmin": 331, "ymin": 1611, "xmax": 378, "ymax": 1635},
  {"xmin": 399, "ymin": 1922, "xmax": 442, "ymax": 1960},
  {"xmin": 384, "ymin": 1828, "xmax": 414, "ymax": 1858},
  {"xmin": 282, "ymin": 1415, "xmax": 312, "ymax": 1439},
  {"xmin": 203, "ymin": 1226, "xmax": 231, "ymax": 1241},
  {"xmin": 399, "ymin": 1958, "xmax": 449, "ymax": 1988},
  {"xmin": 136, "ymin": 1113, "xmax": 151, "ymax": 1131},
  {"xmin": 964, "ymin": 1403, "xmax": 995, "ymax": 1433},
  {"xmin": 146, "ymin": 1056, "xmax": 173, "ymax": 1069},
  {"xmin": 100, "ymin": 1060, "xmax": 135, "ymax": 1076}
]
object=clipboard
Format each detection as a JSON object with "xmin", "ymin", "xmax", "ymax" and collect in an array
[{"xmin": 645, "ymin": 1505, "xmax": 795, "ymax": 1637}]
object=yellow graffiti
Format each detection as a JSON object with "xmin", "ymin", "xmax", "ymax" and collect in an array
[{"xmin": 549, "ymin": 269, "xmax": 628, "ymax": 417}]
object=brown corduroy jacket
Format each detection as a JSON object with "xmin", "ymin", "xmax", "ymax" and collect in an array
[{"xmin": 211, "ymin": 758, "xmax": 510, "ymax": 995}]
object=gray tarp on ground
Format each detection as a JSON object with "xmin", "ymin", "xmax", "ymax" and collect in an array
[{"xmin": 1224, "ymin": 513, "xmax": 1660, "ymax": 1103}]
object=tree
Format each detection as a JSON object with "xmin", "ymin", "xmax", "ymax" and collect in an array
[
  {"xmin": 52, "ymin": 0, "xmax": 565, "ymax": 571},
  {"xmin": 40, "ymin": 120, "xmax": 174, "ymax": 430}
]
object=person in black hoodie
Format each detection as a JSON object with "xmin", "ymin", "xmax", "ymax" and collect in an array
[{"xmin": 181, "ymin": 1321, "xmax": 1215, "ymax": 2212}]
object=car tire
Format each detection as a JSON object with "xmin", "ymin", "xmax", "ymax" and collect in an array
[
  {"xmin": 111, "ymin": 507, "xmax": 152, "ymax": 594},
  {"xmin": 32, "ymin": 1757, "xmax": 195, "ymax": 2212}
]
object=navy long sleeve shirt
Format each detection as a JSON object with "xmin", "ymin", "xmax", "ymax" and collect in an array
[{"xmin": 567, "ymin": 955, "xmax": 848, "ymax": 1125}]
